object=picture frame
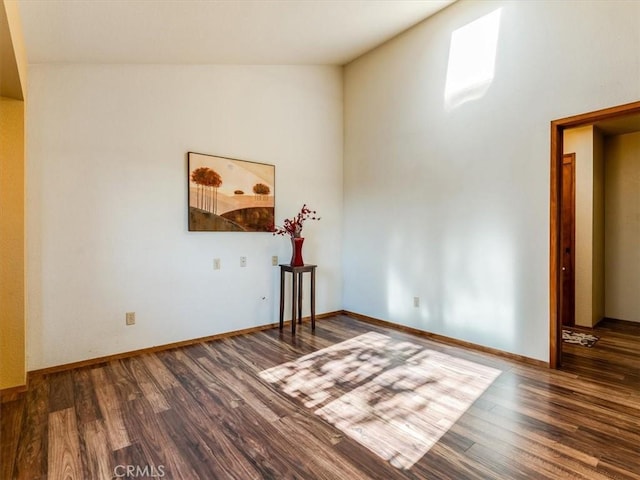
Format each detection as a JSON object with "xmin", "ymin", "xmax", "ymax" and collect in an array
[{"xmin": 188, "ymin": 152, "xmax": 275, "ymax": 232}]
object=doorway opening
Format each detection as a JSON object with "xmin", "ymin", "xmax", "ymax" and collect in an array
[{"xmin": 549, "ymin": 100, "xmax": 640, "ymax": 368}]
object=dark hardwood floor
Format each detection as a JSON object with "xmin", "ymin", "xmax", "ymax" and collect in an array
[{"xmin": 1, "ymin": 314, "xmax": 639, "ymax": 479}]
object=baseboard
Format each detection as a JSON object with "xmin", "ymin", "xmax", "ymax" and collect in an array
[
  {"xmin": 0, "ymin": 383, "xmax": 28, "ymax": 402},
  {"xmin": 569, "ymin": 316, "xmax": 640, "ymax": 330},
  {"xmin": 22, "ymin": 308, "xmax": 545, "ymax": 387},
  {"xmin": 601, "ymin": 316, "xmax": 639, "ymax": 325},
  {"xmin": 29, "ymin": 311, "xmax": 342, "ymax": 378},
  {"xmin": 342, "ymin": 310, "xmax": 549, "ymax": 368},
  {"xmin": 564, "ymin": 324, "xmax": 596, "ymax": 332}
]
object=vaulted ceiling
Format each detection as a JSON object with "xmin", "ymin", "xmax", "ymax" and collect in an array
[
  {"xmin": 1, "ymin": 1, "xmax": 22, "ymax": 99},
  {"xmin": 17, "ymin": 0, "xmax": 455, "ymax": 65}
]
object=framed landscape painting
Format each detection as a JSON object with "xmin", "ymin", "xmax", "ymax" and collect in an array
[{"xmin": 188, "ymin": 152, "xmax": 275, "ymax": 232}]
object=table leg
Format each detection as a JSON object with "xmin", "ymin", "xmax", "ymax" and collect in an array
[
  {"xmin": 291, "ymin": 270, "xmax": 297, "ymax": 334},
  {"xmin": 311, "ymin": 267, "xmax": 316, "ymax": 331},
  {"xmin": 279, "ymin": 268, "xmax": 285, "ymax": 330},
  {"xmin": 297, "ymin": 272, "xmax": 303, "ymax": 324}
]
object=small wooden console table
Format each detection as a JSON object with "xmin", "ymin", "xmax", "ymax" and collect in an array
[{"xmin": 279, "ymin": 264, "xmax": 317, "ymax": 334}]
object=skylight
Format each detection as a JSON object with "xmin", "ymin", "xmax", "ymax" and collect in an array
[{"xmin": 444, "ymin": 8, "xmax": 502, "ymax": 111}]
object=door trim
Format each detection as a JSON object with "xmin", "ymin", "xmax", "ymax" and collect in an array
[{"xmin": 549, "ymin": 100, "xmax": 640, "ymax": 368}]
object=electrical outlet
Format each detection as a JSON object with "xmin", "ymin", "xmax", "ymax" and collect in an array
[
  {"xmin": 413, "ymin": 297, "xmax": 420, "ymax": 308},
  {"xmin": 213, "ymin": 258, "xmax": 221, "ymax": 270},
  {"xmin": 240, "ymin": 256, "xmax": 247, "ymax": 267},
  {"xmin": 126, "ymin": 312, "xmax": 136, "ymax": 325},
  {"xmin": 272, "ymin": 255, "xmax": 278, "ymax": 266}
]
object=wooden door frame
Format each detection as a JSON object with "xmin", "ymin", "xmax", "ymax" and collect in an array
[{"xmin": 549, "ymin": 100, "xmax": 640, "ymax": 368}]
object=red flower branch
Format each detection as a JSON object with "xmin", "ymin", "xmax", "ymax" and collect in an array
[{"xmin": 272, "ymin": 204, "xmax": 320, "ymax": 238}]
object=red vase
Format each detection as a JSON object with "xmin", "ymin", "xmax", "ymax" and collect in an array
[{"xmin": 290, "ymin": 237, "xmax": 305, "ymax": 266}]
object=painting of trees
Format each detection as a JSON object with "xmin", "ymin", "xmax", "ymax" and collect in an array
[
  {"xmin": 204, "ymin": 168, "xmax": 222, "ymax": 214},
  {"xmin": 188, "ymin": 152, "xmax": 274, "ymax": 232},
  {"xmin": 190, "ymin": 167, "xmax": 209, "ymax": 210},
  {"xmin": 253, "ymin": 183, "xmax": 270, "ymax": 200},
  {"xmin": 190, "ymin": 167, "xmax": 222, "ymax": 213}
]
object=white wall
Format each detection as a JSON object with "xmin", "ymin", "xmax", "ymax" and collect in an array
[
  {"xmin": 27, "ymin": 65, "xmax": 343, "ymax": 369},
  {"xmin": 592, "ymin": 128, "xmax": 605, "ymax": 327},
  {"xmin": 343, "ymin": 0, "xmax": 640, "ymax": 360},
  {"xmin": 605, "ymin": 131, "xmax": 640, "ymax": 323}
]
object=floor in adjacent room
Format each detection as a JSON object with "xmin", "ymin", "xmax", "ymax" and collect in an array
[{"xmin": 1, "ymin": 314, "xmax": 639, "ymax": 479}]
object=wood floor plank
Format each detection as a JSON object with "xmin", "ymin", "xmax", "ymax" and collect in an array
[
  {"xmin": 80, "ymin": 420, "xmax": 114, "ymax": 480},
  {"xmin": 595, "ymin": 458, "xmax": 640, "ymax": 480},
  {"xmin": 3, "ymin": 314, "xmax": 640, "ymax": 479},
  {"xmin": 47, "ymin": 372, "xmax": 74, "ymax": 413},
  {"xmin": 120, "ymin": 395, "xmax": 200, "ymax": 480},
  {"xmin": 456, "ymin": 405, "xmax": 610, "ymax": 480},
  {"xmin": 71, "ymin": 368, "xmax": 102, "ymax": 425},
  {"xmin": 196, "ymin": 357, "xmax": 282, "ymax": 423},
  {"xmin": 160, "ymin": 387, "xmax": 263, "ymax": 480},
  {"xmin": 123, "ymin": 356, "xmax": 170, "ymax": 414},
  {"xmin": 463, "ymin": 442, "xmax": 554, "ymax": 480},
  {"xmin": 90, "ymin": 367, "xmax": 131, "ymax": 451},
  {"xmin": 106, "ymin": 360, "xmax": 143, "ymax": 404},
  {"xmin": 12, "ymin": 374, "xmax": 49, "ymax": 479},
  {"xmin": 272, "ymin": 415, "xmax": 372, "ymax": 480},
  {"xmin": 0, "ymin": 399, "xmax": 24, "ymax": 480},
  {"xmin": 410, "ymin": 440, "xmax": 505, "ymax": 480},
  {"xmin": 200, "ymin": 340, "xmax": 368, "ymax": 477},
  {"xmin": 140, "ymin": 352, "xmax": 180, "ymax": 390},
  {"xmin": 47, "ymin": 407, "xmax": 84, "ymax": 479},
  {"xmin": 161, "ymin": 353, "xmax": 329, "ymax": 479},
  {"xmin": 112, "ymin": 442, "xmax": 152, "ymax": 478}
]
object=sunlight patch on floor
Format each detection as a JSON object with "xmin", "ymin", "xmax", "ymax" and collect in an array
[{"xmin": 260, "ymin": 332, "xmax": 501, "ymax": 469}]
